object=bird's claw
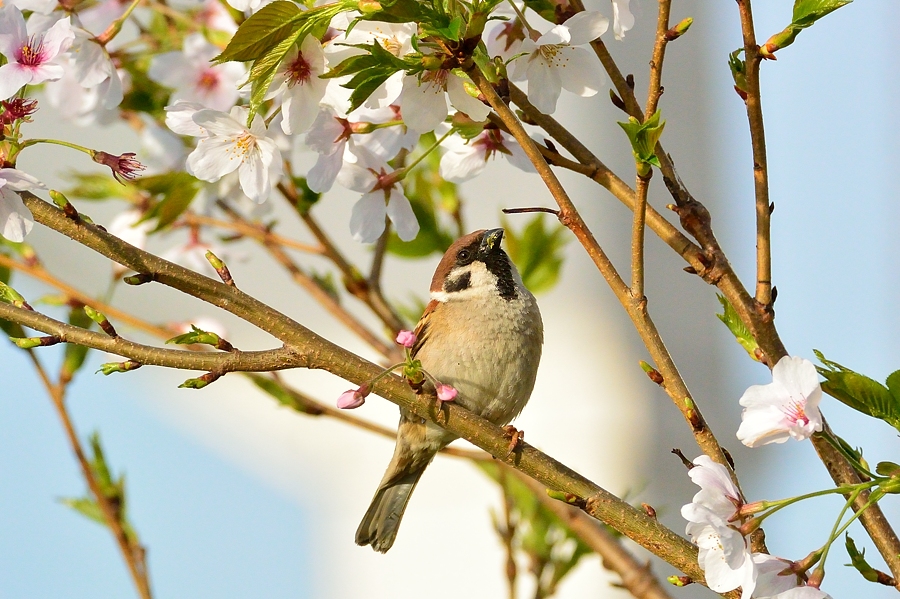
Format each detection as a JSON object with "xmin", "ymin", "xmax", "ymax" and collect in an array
[{"xmin": 502, "ymin": 425, "xmax": 524, "ymax": 460}]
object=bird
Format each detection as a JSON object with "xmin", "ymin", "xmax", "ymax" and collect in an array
[{"xmin": 355, "ymin": 228, "xmax": 543, "ymax": 553}]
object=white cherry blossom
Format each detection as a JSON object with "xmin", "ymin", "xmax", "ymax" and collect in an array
[
  {"xmin": 336, "ymin": 151, "xmax": 418, "ymax": 243},
  {"xmin": 149, "ymin": 33, "xmax": 246, "ymax": 112},
  {"xmin": 72, "ymin": 36, "xmax": 123, "ymax": 110},
  {"xmin": 305, "ymin": 105, "xmax": 416, "ymax": 193},
  {"xmin": 270, "ymin": 34, "xmax": 327, "ymax": 135},
  {"xmin": 398, "ymin": 69, "xmax": 490, "ymax": 133},
  {"xmin": 0, "ymin": 168, "xmax": 44, "ymax": 242},
  {"xmin": 611, "ymin": 0, "xmax": 635, "ymax": 40},
  {"xmin": 439, "ymin": 128, "xmax": 534, "ymax": 182},
  {"xmin": 681, "ymin": 456, "xmax": 756, "ymax": 599},
  {"xmin": 0, "ymin": 6, "xmax": 74, "ymax": 100},
  {"xmin": 508, "ymin": 11, "xmax": 608, "ymax": 114},
  {"xmin": 173, "ymin": 104, "xmax": 283, "ymax": 203},
  {"xmin": 752, "ymin": 553, "xmax": 803, "ymax": 598},
  {"xmin": 736, "ymin": 356, "xmax": 823, "ymax": 448}
]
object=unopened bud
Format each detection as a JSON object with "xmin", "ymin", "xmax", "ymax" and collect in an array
[
  {"xmin": 421, "ymin": 55, "xmax": 444, "ymax": 71},
  {"xmin": 665, "ymin": 17, "xmax": 692, "ymax": 41},
  {"xmin": 357, "ymin": 0, "xmax": 381, "ymax": 13},
  {"xmin": 667, "ymin": 576, "xmax": 692, "ymax": 587},
  {"xmin": 349, "ymin": 121, "xmax": 376, "ymax": 134}
]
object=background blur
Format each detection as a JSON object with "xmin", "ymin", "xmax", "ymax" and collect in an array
[{"xmin": 2, "ymin": 1, "xmax": 898, "ymax": 598}]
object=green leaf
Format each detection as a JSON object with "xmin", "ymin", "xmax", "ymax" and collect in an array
[
  {"xmin": 844, "ymin": 535, "xmax": 883, "ymax": 583},
  {"xmin": 246, "ymin": 373, "xmax": 324, "ymax": 414},
  {"xmin": 166, "ymin": 325, "xmax": 224, "ymax": 347},
  {"xmin": 501, "ymin": 214, "xmax": 568, "ymax": 294},
  {"xmin": 521, "ymin": 0, "xmax": 556, "ymax": 22},
  {"xmin": 61, "ymin": 305, "xmax": 94, "ymax": 382},
  {"xmin": 66, "ymin": 173, "xmax": 141, "ymax": 201},
  {"xmin": 60, "ymin": 496, "xmax": 107, "ymax": 526},
  {"xmin": 355, "ymin": 0, "xmax": 424, "ymax": 23},
  {"xmin": 815, "ymin": 350, "xmax": 900, "ymax": 432},
  {"xmin": 792, "ymin": 0, "xmax": 853, "ymax": 27},
  {"xmin": 617, "ymin": 110, "xmax": 666, "ymax": 175},
  {"xmin": 761, "ymin": 0, "xmax": 852, "ymax": 55},
  {"xmin": 715, "ymin": 294, "xmax": 760, "ymax": 360},
  {"xmin": 214, "ymin": 1, "xmax": 304, "ymax": 63},
  {"xmin": 136, "ymin": 172, "xmax": 202, "ymax": 231}
]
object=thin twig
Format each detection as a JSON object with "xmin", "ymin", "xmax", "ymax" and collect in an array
[
  {"xmin": 26, "ymin": 352, "xmax": 153, "ymax": 599},
  {"xmin": 644, "ymin": 0, "xmax": 672, "ymax": 120},
  {"xmin": 735, "ymin": 0, "xmax": 773, "ymax": 309},
  {"xmin": 179, "ymin": 213, "xmax": 324, "ymax": 255}
]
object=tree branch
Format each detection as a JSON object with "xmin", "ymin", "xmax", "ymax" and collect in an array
[
  {"xmin": 21, "ymin": 193, "xmax": 709, "ymax": 583},
  {"xmin": 0, "ymin": 302, "xmax": 300, "ymax": 372}
]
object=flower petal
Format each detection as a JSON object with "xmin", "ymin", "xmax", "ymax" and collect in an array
[
  {"xmin": 563, "ymin": 11, "xmax": 609, "ymax": 45},
  {"xmin": 0, "ymin": 63, "xmax": 34, "ymax": 100},
  {"xmin": 555, "ymin": 46, "xmax": 605, "ymax": 97},
  {"xmin": 186, "ymin": 136, "xmax": 241, "ymax": 181},
  {"xmin": 0, "ymin": 187, "xmax": 34, "ymax": 242},
  {"xmin": 385, "ymin": 189, "xmax": 419, "ymax": 241},
  {"xmin": 525, "ymin": 56, "xmax": 563, "ymax": 114},
  {"xmin": 349, "ymin": 191, "xmax": 388, "ymax": 243},
  {"xmin": 446, "ymin": 74, "xmax": 490, "ymax": 122},
  {"xmin": 399, "ymin": 74, "xmax": 448, "ymax": 133}
]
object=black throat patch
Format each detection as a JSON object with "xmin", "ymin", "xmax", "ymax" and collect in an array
[{"xmin": 483, "ymin": 252, "xmax": 517, "ymax": 301}]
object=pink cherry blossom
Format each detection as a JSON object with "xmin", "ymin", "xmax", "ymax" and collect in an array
[
  {"xmin": 270, "ymin": 34, "xmax": 327, "ymax": 135},
  {"xmin": 436, "ymin": 384, "xmax": 457, "ymax": 402},
  {"xmin": 395, "ymin": 330, "xmax": 416, "ymax": 348},
  {"xmin": 439, "ymin": 128, "xmax": 535, "ymax": 183},
  {"xmin": 149, "ymin": 33, "xmax": 246, "ymax": 112},
  {"xmin": 736, "ymin": 356, "xmax": 823, "ymax": 448},
  {"xmin": 337, "ymin": 387, "xmax": 367, "ymax": 409},
  {"xmin": 0, "ymin": 6, "xmax": 74, "ymax": 100}
]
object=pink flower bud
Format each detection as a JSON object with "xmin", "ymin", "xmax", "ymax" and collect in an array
[
  {"xmin": 337, "ymin": 387, "xmax": 367, "ymax": 409},
  {"xmin": 436, "ymin": 384, "xmax": 457, "ymax": 402},
  {"xmin": 395, "ymin": 330, "xmax": 416, "ymax": 348}
]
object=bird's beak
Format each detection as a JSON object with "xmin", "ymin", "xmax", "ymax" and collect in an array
[{"xmin": 478, "ymin": 228, "xmax": 504, "ymax": 256}]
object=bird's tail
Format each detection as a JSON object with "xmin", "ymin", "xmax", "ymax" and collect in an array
[
  {"xmin": 355, "ymin": 465, "xmax": 427, "ymax": 553},
  {"xmin": 356, "ymin": 417, "xmax": 443, "ymax": 553}
]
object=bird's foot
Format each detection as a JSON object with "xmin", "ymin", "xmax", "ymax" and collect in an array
[{"xmin": 502, "ymin": 425, "xmax": 524, "ymax": 460}]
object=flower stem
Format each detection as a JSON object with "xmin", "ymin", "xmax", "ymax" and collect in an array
[
  {"xmin": 19, "ymin": 138, "xmax": 95, "ymax": 156},
  {"xmin": 396, "ymin": 128, "xmax": 454, "ymax": 177},
  {"xmin": 506, "ymin": 0, "xmax": 537, "ymax": 38},
  {"xmin": 753, "ymin": 480, "xmax": 879, "ymax": 525}
]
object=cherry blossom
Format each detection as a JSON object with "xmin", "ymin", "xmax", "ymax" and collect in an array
[
  {"xmin": 611, "ymin": 0, "xmax": 635, "ymax": 40},
  {"xmin": 336, "ymin": 153, "xmax": 418, "ymax": 243},
  {"xmin": 172, "ymin": 104, "xmax": 282, "ymax": 203},
  {"xmin": 682, "ymin": 456, "xmax": 756, "ymax": 599},
  {"xmin": 766, "ymin": 588, "xmax": 832, "ymax": 599},
  {"xmin": 736, "ymin": 356, "xmax": 823, "ymax": 448},
  {"xmin": 398, "ymin": 69, "xmax": 490, "ymax": 133},
  {"xmin": 72, "ymin": 36, "xmax": 124, "ymax": 110},
  {"xmin": 395, "ymin": 330, "xmax": 416, "ymax": 348},
  {"xmin": 508, "ymin": 11, "xmax": 608, "ymax": 114},
  {"xmin": 436, "ymin": 384, "xmax": 457, "ymax": 402},
  {"xmin": 439, "ymin": 128, "xmax": 534, "ymax": 183},
  {"xmin": 337, "ymin": 386, "xmax": 368, "ymax": 409},
  {"xmin": 0, "ymin": 168, "xmax": 44, "ymax": 242},
  {"xmin": 325, "ymin": 17, "xmax": 415, "ymax": 109},
  {"xmin": 149, "ymin": 33, "xmax": 246, "ymax": 112},
  {"xmin": 270, "ymin": 35, "xmax": 327, "ymax": 135},
  {"xmin": 0, "ymin": 6, "xmax": 74, "ymax": 100},
  {"xmin": 752, "ymin": 553, "xmax": 803, "ymax": 599},
  {"xmin": 304, "ymin": 105, "xmax": 415, "ymax": 193}
]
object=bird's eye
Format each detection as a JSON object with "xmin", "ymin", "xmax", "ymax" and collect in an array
[{"xmin": 457, "ymin": 249, "xmax": 471, "ymax": 262}]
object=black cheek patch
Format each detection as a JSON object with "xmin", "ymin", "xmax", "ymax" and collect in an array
[{"xmin": 444, "ymin": 271, "xmax": 471, "ymax": 293}]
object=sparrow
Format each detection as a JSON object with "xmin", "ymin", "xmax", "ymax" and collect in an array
[{"xmin": 356, "ymin": 228, "xmax": 543, "ymax": 553}]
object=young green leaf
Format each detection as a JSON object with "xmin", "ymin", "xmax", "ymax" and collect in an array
[
  {"xmin": 760, "ymin": 0, "xmax": 852, "ymax": 56},
  {"xmin": 617, "ymin": 110, "xmax": 666, "ymax": 176},
  {"xmin": 214, "ymin": 1, "xmax": 304, "ymax": 63},
  {"xmin": 716, "ymin": 294, "xmax": 760, "ymax": 360},
  {"xmin": 815, "ymin": 350, "xmax": 900, "ymax": 432}
]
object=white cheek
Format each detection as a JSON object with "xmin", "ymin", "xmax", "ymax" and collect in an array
[{"xmin": 431, "ymin": 263, "xmax": 497, "ymax": 302}]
